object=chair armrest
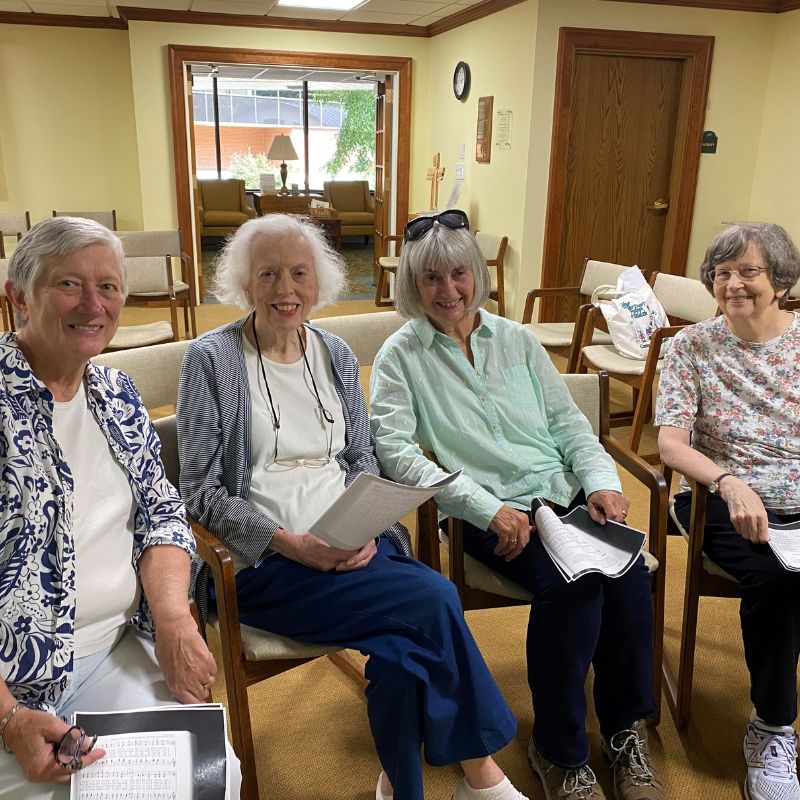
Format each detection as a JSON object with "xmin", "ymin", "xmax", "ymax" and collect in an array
[
  {"xmin": 416, "ymin": 497, "xmax": 442, "ymax": 572},
  {"xmin": 522, "ymin": 286, "xmax": 580, "ymax": 324},
  {"xmin": 190, "ymin": 519, "xmax": 246, "ymax": 658}
]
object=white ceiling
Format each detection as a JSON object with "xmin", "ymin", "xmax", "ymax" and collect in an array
[{"xmin": 0, "ymin": 0, "xmax": 487, "ymax": 27}]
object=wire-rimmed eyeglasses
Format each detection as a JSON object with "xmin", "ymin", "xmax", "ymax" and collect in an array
[
  {"xmin": 709, "ymin": 266, "xmax": 768, "ymax": 283},
  {"xmin": 403, "ymin": 209, "xmax": 469, "ymax": 242},
  {"xmin": 55, "ymin": 725, "xmax": 97, "ymax": 771}
]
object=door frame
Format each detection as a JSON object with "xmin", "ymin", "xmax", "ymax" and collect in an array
[
  {"xmin": 167, "ymin": 44, "xmax": 412, "ymax": 291},
  {"xmin": 540, "ymin": 28, "xmax": 713, "ymax": 321}
]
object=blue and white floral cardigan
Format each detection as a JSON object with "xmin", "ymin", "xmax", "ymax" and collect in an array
[{"xmin": 0, "ymin": 333, "xmax": 194, "ymax": 709}]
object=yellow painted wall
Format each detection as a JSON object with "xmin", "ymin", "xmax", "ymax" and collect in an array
[
  {"xmin": 518, "ymin": 0, "xmax": 776, "ymax": 318},
  {"xmin": 424, "ymin": 2, "xmax": 538, "ymax": 315},
  {"xmin": 0, "ymin": 25, "xmax": 143, "ymax": 231},
  {"xmin": 126, "ymin": 21, "xmax": 430, "ymax": 230},
  {"xmin": 749, "ymin": 9, "xmax": 800, "ymax": 245}
]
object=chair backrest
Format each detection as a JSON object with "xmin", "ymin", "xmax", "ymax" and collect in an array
[
  {"xmin": 91, "ymin": 340, "xmax": 190, "ymax": 409},
  {"xmin": 198, "ymin": 179, "xmax": 246, "ymax": 212},
  {"xmin": 652, "ymin": 272, "xmax": 718, "ymax": 323},
  {"xmin": 474, "ymin": 232, "xmax": 506, "ymax": 263},
  {"xmin": 561, "ymin": 372, "xmax": 602, "ymax": 436},
  {"xmin": 579, "ymin": 259, "xmax": 630, "ymax": 296},
  {"xmin": 52, "ymin": 210, "xmax": 117, "ymax": 230},
  {"xmin": 0, "ymin": 212, "xmax": 31, "ymax": 257},
  {"xmin": 312, "ymin": 310, "xmax": 404, "ymax": 366},
  {"xmin": 117, "ymin": 230, "xmax": 183, "ymax": 258},
  {"xmin": 323, "ymin": 181, "xmax": 369, "ymax": 212},
  {"xmin": 123, "ymin": 256, "xmax": 172, "ymax": 294},
  {"xmin": 0, "ymin": 259, "xmax": 9, "ymax": 299}
]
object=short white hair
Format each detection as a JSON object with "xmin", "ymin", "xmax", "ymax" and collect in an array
[{"xmin": 213, "ymin": 214, "xmax": 346, "ymax": 310}]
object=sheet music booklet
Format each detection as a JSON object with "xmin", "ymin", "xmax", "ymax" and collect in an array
[{"xmin": 767, "ymin": 518, "xmax": 800, "ymax": 571}]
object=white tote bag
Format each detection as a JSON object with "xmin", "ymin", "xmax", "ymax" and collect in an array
[{"xmin": 590, "ymin": 267, "xmax": 669, "ymax": 360}]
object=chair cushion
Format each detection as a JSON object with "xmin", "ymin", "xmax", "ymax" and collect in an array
[
  {"xmin": 668, "ymin": 500, "xmax": 737, "ymax": 581},
  {"xmin": 378, "ymin": 256, "xmax": 399, "ymax": 270},
  {"xmin": 107, "ymin": 322, "xmax": 174, "ymax": 350},
  {"xmin": 208, "ymin": 615, "xmax": 340, "ymax": 661},
  {"xmin": 203, "ymin": 211, "xmax": 251, "ymax": 227},
  {"xmin": 580, "ymin": 344, "xmax": 664, "ymax": 375},
  {"xmin": 524, "ymin": 322, "xmax": 613, "ymax": 349},
  {"xmin": 337, "ymin": 211, "xmax": 374, "ymax": 226}
]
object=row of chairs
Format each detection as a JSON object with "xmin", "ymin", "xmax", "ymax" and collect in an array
[{"xmin": 0, "ymin": 210, "xmax": 118, "ymax": 257}]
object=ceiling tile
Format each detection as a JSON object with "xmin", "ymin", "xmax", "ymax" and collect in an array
[
  {"xmin": 408, "ymin": 10, "xmax": 448, "ymax": 24},
  {"xmin": 0, "ymin": 0, "xmax": 30, "ymax": 9},
  {"xmin": 27, "ymin": 1, "xmax": 108, "ymax": 11},
  {"xmin": 340, "ymin": 9, "xmax": 417, "ymax": 23},
  {"xmin": 267, "ymin": 4, "xmax": 344, "ymax": 17},
  {"xmin": 361, "ymin": 0, "xmax": 445, "ymax": 13},
  {"xmin": 112, "ymin": 0, "xmax": 190, "ymax": 8},
  {"xmin": 191, "ymin": 0, "xmax": 269, "ymax": 13}
]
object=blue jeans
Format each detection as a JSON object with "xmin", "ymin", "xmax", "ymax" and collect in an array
[
  {"xmin": 451, "ymin": 493, "xmax": 654, "ymax": 769},
  {"xmin": 231, "ymin": 537, "xmax": 516, "ymax": 800}
]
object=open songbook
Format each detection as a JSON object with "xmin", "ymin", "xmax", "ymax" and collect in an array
[
  {"xmin": 310, "ymin": 470, "xmax": 461, "ymax": 550},
  {"xmin": 767, "ymin": 518, "xmax": 800, "ymax": 571},
  {"xmin": 70, "ymin": 704, "xmax": 228, "ymax": 800},
  {"xmin": 531, "ymin": 498, "xmax": 646, "ymax": 582}
]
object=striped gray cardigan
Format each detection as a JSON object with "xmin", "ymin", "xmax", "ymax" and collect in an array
[{"xmin": 177, "ymin": 316, "xmax": 412, "ymax": 584}]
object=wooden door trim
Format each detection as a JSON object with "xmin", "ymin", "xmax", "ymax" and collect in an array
[
  {"xmin": 167, "ymin": 44, "xmax": 411, "ymax": 289},
  {"xmin": 540, "ymin": 28, "xmax": 713, "ymax": 320}
]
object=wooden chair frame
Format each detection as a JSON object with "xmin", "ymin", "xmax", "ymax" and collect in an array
[
  {"xmin": 476, "ymin": 232, "xmax": 508, "ymax": 317},
  {"xmin": 416, "ymin": 371, "xmax": 668, "ymax": 724},
  {"xmin": 660, "ymin": 473, "xmax": 739, "ymax": 729},
  {"xmin": 374, "ymin": 234, "xmax": 403, "ymax": 307}
]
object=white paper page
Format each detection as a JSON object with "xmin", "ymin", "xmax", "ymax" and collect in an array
[
  {"xmin": 71, "ymin": 731, "xmax": 193, "ymax": 800},
  {"xmin": 310, "ymin": 470, "xmax": 461, "ymax": 550},
  {"xmin": 768, "ymin": 520, "xmax": 800, "ymax": 571}
]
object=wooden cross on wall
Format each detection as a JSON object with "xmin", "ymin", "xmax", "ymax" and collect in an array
[{"xmin": 426, "ymin": 153, "xmax": 446, "ymax": 211}]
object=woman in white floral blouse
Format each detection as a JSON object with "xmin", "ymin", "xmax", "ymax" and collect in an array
[
  {"xmin": 0, "ymin": 217, "xmax": 239, "ymax": 799},
  {"xmin": 656, "ymin": 222, "xmax": 800, "ymax": 800}
]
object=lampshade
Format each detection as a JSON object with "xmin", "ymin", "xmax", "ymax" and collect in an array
[{"xmin": 267, "ymin": 135, "xmax": 299, "ymax": 162}]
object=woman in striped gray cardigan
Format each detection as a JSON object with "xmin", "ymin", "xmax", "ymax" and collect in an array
[{"xmin": 176, "ymin": 214, "xmax": 527, "ymax": 800}]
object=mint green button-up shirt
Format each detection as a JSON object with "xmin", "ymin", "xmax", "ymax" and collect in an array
[{"xmin": 370, "ymin": 311, "xmax": 621, "ymax": 531}]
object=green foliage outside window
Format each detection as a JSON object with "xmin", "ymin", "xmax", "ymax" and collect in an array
[
  {"xmin": 227, "ymin": 149, "xmax": 279, "ymax": 190},
  {"xmin": 313, "ymin": 89, "xmax": 375, "ymax": 179}
]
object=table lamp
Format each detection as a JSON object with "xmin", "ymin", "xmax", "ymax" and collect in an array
[{"xmin": 267, "ymin": 135, "xmax": 299, "ymax": 195}]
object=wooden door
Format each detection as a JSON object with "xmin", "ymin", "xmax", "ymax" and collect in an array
[
  {"xmin": 373, "ymin": 76, "xmax": 393, "ymax": 282},
  {"xmin": 185, "ymin": 65, "xmax": 204, "ymax": 301},
  {"xmin": 541, "ymin": 29, "xmax": 713, "ymax": 323}
]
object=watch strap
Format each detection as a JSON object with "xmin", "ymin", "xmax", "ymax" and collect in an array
[{"xmin": 709, "ymin": 472, "xmax": 732, "ymax": 493}]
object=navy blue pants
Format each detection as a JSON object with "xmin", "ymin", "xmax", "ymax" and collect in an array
[
  {"xmin": 674, "ymin": 491, "xmax": 800, "ymax": 726},
  {"xmin": 451, "ymin": 493, "xmax": 655, "ymax": 769},
  {"xmin": 232, "ymin": 537, "xmax": 516, "ymax": 800}
]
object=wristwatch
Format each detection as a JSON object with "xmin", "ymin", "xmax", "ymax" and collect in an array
[{"xmin": 708, "ymin": 472, "xmax": 732, "ymax": 495}]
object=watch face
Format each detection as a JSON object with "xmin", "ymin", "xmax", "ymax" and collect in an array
[{"xmin": 453, "ymin": 61, "xmax": 470, "ymax": 100}]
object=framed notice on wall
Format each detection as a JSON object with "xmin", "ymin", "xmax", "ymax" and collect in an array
[{"xmin": 476, "ymin": 95, "xmax": 493, "ymax": 163}]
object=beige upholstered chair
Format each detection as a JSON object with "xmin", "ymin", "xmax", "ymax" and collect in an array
[
  {"xmin": 660, "ymin": 471, "xmax": 738, "ymax": 729},
  {"xmin": 475, "ymin": 232, "xmax": 509, "ymax": 317},
  {"xmin": 0, "ymin": 258, "xmax": 13, "ymax": 332},
  {"xmin": 197, "ymin": 179, "xmax": 256, "ymax": 240},
  {"xmin": 0, "ymin": 211, "xmax": 31, "ymax": 258},
  {"xmin": 52, "ymin": 210, "xmax": 117, "ymax": 230},
  {"xmin": 322, "ymin": 180, "xmax": 374, "ymax": 240},
  {"xmin": 522, "ymin": 259, "xmax": 629, "ymax": 373},
  {"xmin": 117, "ymin": 230, "xmax": 197, "ymax": 339},
  {"xmin": 576, "ymin": 273, "xmax": 718, "ymax": 459},
  {"xmin": 105, "ymin": 257, "xmax": 180, "ymax": 351},
  {"xmin": 416, "ymin": 371, "xmax": 668, "ymax": 724}
]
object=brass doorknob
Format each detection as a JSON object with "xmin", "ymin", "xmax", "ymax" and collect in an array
[{"xmin": 645, "ymin": 198, "xmax": 670, "ymax": 212}]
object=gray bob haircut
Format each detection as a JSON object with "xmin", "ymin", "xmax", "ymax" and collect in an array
[
  {"xmin": 213, "ymin": 213, "xmax": 346, "ymax": 310},
  {"xmin": 8, "ymin": 216, "xmax": 127, "ymax": 299},
  {"xmin": 700, "ymin": 223, "xmax": 800, "ymax": 307},
  {"xmin": 394, "ymin": 221, "xmax": 490, "ymax": 320}
]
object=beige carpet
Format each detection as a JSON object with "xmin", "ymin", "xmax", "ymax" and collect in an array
[{"xmin": 123, "ymin": 300, "xmax": 763, "ymax": 799}]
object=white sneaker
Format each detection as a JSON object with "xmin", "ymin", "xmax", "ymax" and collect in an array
[{"xmin": 743, "ymin": 715, "xmax": 800, "ymax": 800}]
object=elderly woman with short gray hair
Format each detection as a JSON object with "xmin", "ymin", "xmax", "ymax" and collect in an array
[
  {"xmin": 370, "ymin": 210, "xmax": 664, "ymax": 800},
  {"xmin": 0, "ymin": 216, "xmax": 240, "ymax": 799},
  {"xmin": 657, "ymin": 223, "xmax": 800, "ymax": 800},
  {"xmin": 177, "ymin": 213, "xmax": 528, "ymax": 800}
]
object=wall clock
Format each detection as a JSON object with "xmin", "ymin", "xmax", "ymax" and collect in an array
[{"xmin": 453, "ymin": 61, "xmax": 471, "ymax": 102}]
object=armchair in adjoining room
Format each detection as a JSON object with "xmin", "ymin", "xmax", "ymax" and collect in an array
[
  {"xmin": 322, "ymin": 180, "xmax": 375, "ymax": 242},
  {"xmin": 197, "ymin": 179, "xmax": 256, "ymax": 241}
]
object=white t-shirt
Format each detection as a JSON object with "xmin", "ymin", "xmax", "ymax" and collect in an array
[
  {"xmin": 242, "ymin": 330, "xmax": 347, "ymax": 571},
  {"xmin": 52, "ymin": 382, "xmax": 140, "ymax": 657}
]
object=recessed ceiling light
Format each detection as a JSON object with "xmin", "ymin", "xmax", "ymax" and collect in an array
[{"xmin": 276, "ymin": 0, "xmax": 362, "ymax": 10}]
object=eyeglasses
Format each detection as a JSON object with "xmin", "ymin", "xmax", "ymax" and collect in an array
[
  {"xmin": 709, "ymin": 266, "xmax": 769, "ymax": 283},
  {"xmin": 403, "ymin": 209, "xmax": 469, "ymax": 242},
  {"xmin": 55, "ymin": 725, "xmax": 97, "ymax": 771},
  {"xmin": 251, "ymin": 313, "xmax": 335, "ymax": 470}
]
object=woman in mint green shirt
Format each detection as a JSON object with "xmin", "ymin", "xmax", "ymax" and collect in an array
[{"xmin": 370, "ymin": 211, "xmax": 663, "ymax": 800}]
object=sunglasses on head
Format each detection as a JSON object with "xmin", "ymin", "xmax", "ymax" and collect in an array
[{"xmin": 403, "ymin": 209, "xmax": 470, "ymax": 242}]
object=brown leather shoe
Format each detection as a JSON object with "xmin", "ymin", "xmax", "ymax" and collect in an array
[{"xmin": 601, "ymin": 720, "xmax": 666, "ymax": 800}]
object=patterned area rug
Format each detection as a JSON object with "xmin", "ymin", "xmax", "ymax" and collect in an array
[{"xmin": 201, "ymin": 239, "xmax": 374, "ymax": 304}]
